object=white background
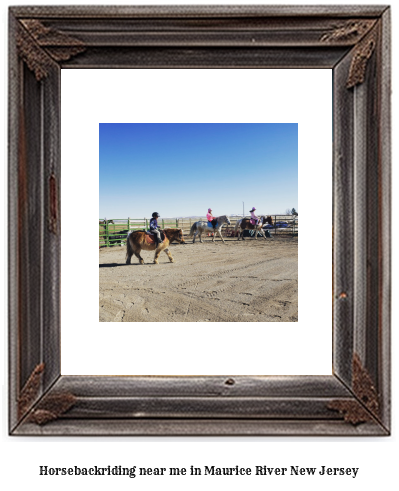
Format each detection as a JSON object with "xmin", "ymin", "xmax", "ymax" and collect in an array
[
  {"xmin": 61, "ymin": 68, "xmax": 332, "ymax": 376},
  {"xmin": 1, "ymin": 1, "xmax": 397, "ymax": 491}
]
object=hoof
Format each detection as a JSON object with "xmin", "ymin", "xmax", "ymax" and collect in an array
[
  {"xmin": 139, "ymin": 260, "xmax": 144, "ymax": 265},
  {"xmin": 170, "ymin": 258, "xmax": 174, "ymax": 263},
  {"xmin": 154, "ymin": 260, "xmax": 159, "ymax": 264}
]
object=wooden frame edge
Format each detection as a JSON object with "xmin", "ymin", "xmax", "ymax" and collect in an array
[{"xmin": 8, "ymin": 5, "xmax": 391, "ymax": 436}]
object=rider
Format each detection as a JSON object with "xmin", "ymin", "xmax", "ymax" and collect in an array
[
  {"xmin": 206, "ymin": 208, "xmax": 218, "ymax": 229},
  {"xmin": 149, "ymin": 212, "xmax": 162, "ymax": 244},
  {"xmin": 249, "ymin": 207, "xmax": 259, "ymax": 226}
]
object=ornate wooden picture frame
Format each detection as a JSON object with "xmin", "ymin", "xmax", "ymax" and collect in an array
[{"xmin": 9, "ymin": 5, "xmax": 391, "ymax": 435}]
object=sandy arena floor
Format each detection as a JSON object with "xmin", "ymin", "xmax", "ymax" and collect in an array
[{"xmin": 99, "ymin": 236, "xmax": 298, "ymax": 322}]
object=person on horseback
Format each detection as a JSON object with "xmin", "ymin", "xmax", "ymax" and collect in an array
[
  {"xmin": 249, "ymin": 207, "xmax": 259, "ymax": 226},
  {"xmin": 149, "ymin": 212, "xmax": 162, "ymax": 245},
  {"xmin": 206, "ymin": 208, "xmax": 218, "ymax": 229}
]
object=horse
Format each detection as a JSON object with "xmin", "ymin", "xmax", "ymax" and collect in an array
[
  {"xmin": 188, "ymin": 215, "xmax": 231, "ymax": 244},
  {"xmin": 234, "ymin": 215, "xmax": 274, "ymax": 240},
  {"xmin": 126, "ymin": 228, "xmax": 185, "ymax": 265}
]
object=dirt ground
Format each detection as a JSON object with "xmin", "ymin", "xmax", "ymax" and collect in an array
[{"xmin": 99, "ymin": 235, "xmax": 298, "ymax": 322}]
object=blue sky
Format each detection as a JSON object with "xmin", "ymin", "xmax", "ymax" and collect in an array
[{"xmin": 99, "ymin": 123, "xmax": 297, "ymax": 218}]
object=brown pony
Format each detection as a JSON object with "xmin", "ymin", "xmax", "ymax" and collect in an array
[
  {"xmin": 234, "ymin": 215, "xmax": 274, "ymax": 240},
  {"xmin": 126, "ymin": 228, "xmax": 185, "ymax": 265}
]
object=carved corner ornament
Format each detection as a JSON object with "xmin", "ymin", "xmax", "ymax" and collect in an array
[
  {"xmin": 346, "ymin": 28, "xmax": 378, "ymax": 88},
  {"xmin": 18, "ymin": 363, "xmax": 45, "ymax": 419},
  {"xmin": 320, "ymin": 19, "xmax": 376, "ymax": 44},
  {"xmin": 328, "ymin": 353, "xmax": 380, "ymax": 425},
  {"xmin": 27, "ymin": 392, "xmax": 77, "ymax": 425},
  {"xmin": 17, "ymin": 19, "xmax": 85, "ymax": 81},
  {"xmin": 18, "ymin": 363, "xmax": 76, "ymax": 425},
  {"xmin": 320, "ymin": 20, "xmax": 378, "ymax": 89}
]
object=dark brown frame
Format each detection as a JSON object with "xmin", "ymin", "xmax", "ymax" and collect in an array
[{"xmin": 9, "ymin": 5, "xmax": 391, "ymax": 436}]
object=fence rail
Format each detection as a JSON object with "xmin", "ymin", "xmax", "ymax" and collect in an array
[{"xmin": 99, "ymin": 216, "xmax": 298, "ymax": 247}]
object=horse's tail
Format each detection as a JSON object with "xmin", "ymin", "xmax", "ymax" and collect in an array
[
  {"xmin": 126, "ymin": 231, "xmax": 134, "ymax": 261},
  {"xmin": 188, "ymin": 223, "xmax": 196, "ymax": 237}
]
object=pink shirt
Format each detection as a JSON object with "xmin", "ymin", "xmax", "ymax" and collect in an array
[
  {"xmin": 207, "ymin": 212, "xmax": 215, "ymax": 221},
  {"xmin": 250, "ymin": 211, "xmax": 258, "ymax": 219}
]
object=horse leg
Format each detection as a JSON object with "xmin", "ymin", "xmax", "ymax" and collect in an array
[
  {"xmin": 211, "ymin": 225, "xmax": 218, "ymax": 242},
  {"xmin": 126, "ymin": 250, "xmax": 132, "ymax": 264},
  {"xmin": 256, "ymin": 227, "xmax": 266, "ymax": 240},
  {"xmin": 163, "ymin": 248, "xmax": 174, "ymax": 263},
  {"xmin": 199, "ymin": 231, "xmax": 203, "ymax": 243},
  {"xmin": 153, "ymin": 246, "xmax": 162, "ymax": 264},
  {"xmin": 193, "ymin": 231, "xmax": 197, "ymax": 243},
  {"xmin": 126, "ymin": 235, "xmax": 133, "ymax": 264},
  {"xmin": 134, "ymin": 247, "xmax": 144, "ymax": 265},
  {"xmin": 217, "ymin": 227, "xmax": 225, "ymax": 244}
]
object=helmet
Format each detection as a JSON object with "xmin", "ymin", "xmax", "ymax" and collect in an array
[
  {"xmin": 249, "ymin": 207, "xmax": 256, "ymax": 212},
  {"xmin": 152, "ymin": 212, "xmax": 160, "ymax": 218}
]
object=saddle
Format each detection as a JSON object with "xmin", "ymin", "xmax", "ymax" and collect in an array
[
  {"xmin": 144, "ymin": 230, "xmax": 166, "ymax": 245},
  {"xmin": 249, "ymin": 218, "xmax": 258, "ymax": 226},
  {"xmin": 207, "ymin": 221, "xmax": 218, "ymax": 228}
]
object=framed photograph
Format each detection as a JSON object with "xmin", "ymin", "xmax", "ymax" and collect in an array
[
  {"xmin": 9, "ymin": 5, "xmax": 390, "ymax": 435},
  {"xmin": 96, "ymin": 121, "xmax": 300, "ymax": 324}
]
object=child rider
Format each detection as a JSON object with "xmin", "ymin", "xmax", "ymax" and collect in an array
[
  {"xmin": 149, "ymin": 212, "xmax": 162, "ymax": 244},
  {"xmin": 206, "ymin": 208, "xmax": 217, "ymax": 229}
]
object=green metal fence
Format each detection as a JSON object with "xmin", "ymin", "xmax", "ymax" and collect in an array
[
  {"xmin": 99, "ymin": 217, "xmax": 179, "ymax": 247},
  {"xmin": 100, "ymin": 215, "xmax": 298, "ymax": 247}
]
